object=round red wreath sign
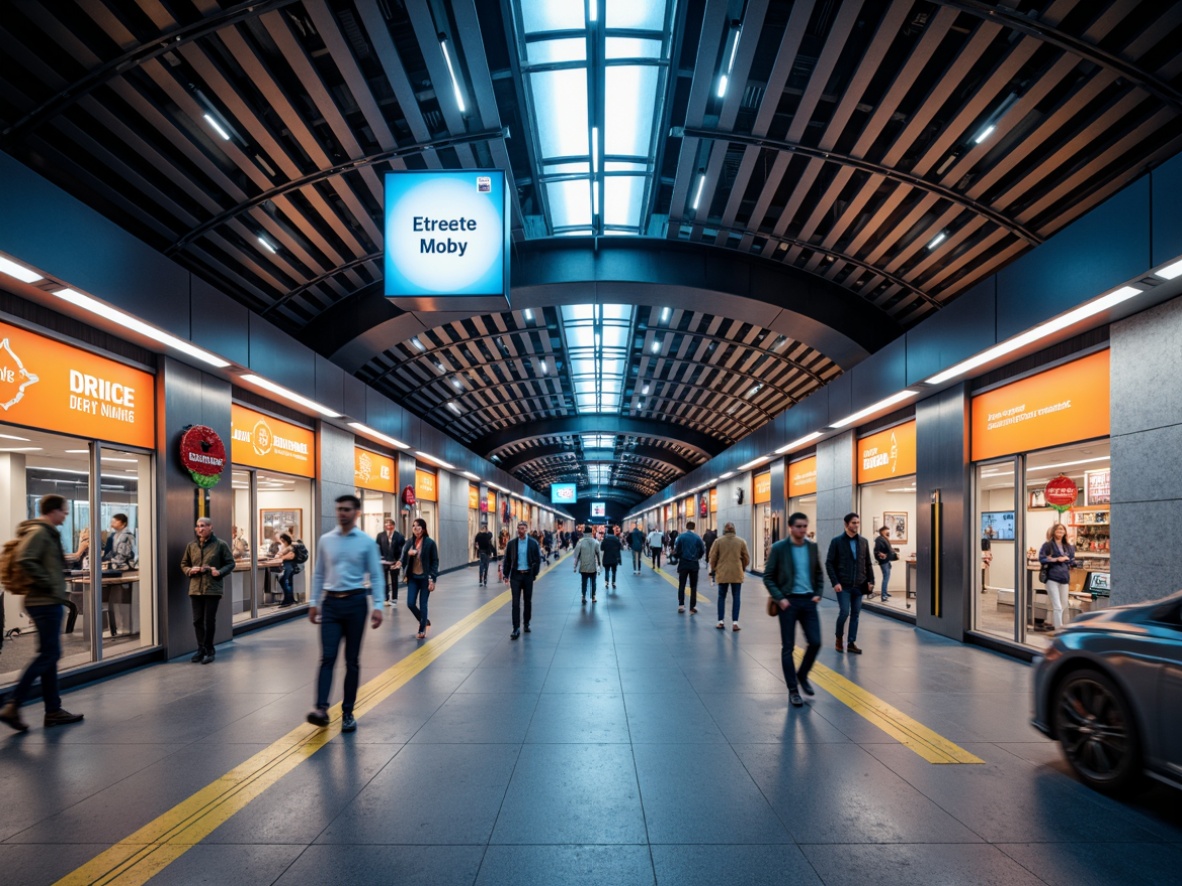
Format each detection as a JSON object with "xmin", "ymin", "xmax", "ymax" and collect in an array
[{"xmin": 180, "ymin": 425, "xmax": 227, "ymax": 489}]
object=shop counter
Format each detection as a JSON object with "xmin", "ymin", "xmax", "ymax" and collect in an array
[{"xmin": 66, "ymin": 571, "xmax": 139, "ymax": 640}]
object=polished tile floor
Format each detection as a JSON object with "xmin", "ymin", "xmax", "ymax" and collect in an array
[{"xmin": 1, "ymin": 557, "xmax": 1180, "ymax": 885}]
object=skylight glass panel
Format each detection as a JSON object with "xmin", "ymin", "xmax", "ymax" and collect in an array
[
  {"xmin": 606, "ymin": 37, "xmax": 662, "ymax": 59},
  {"xmin": 604, "ymin": 174, "xmax": 645, "ymax": 227},
  {"xmin": 577, "ymin": 393, "xmax": 599, "ymax": 409},
  {"xmin": 568, "ymin": 326, "xmax": 596, "ymax": 348},
  {"xmin": 604, "ymin": 66, "xmax": 657, "ymax": 156},
  {"xmin": 582, "ymin": 435, "xmax": 615, "ymax": 448},
  {"xmin": 604, "ymin": 161, "xmax": 647, "ymax": 172},
  {"xmin": 531, "ymin": 69, "xmax": 589, "ymax": 158},
  {"xmin": 547, "ymin": 179, "xmax": 592, "ymax": 228},
  {"xmin": 600, "ymin": 379, "xmax": 622, "ymax": 394},
  {"xmin": 563, "ymin": 305, "xmax": 595, "ymax": 321},
  {"xmin": 522, "ymin": 0, "xmax": 585, "ymax": 33},
  {"xmin": 571, "ymin": 358, "xmax": 597, "ymax": 376},
  {"xmin": 605, "ymin": 0, "xmax": 666, "ymax": 31},
  {"xmin": 527, "ymin": 37, "xmax": 587, "ymax": 65},
  {"xmin": 601, "ymin": 304, "xmax": 631, "ymax": 319},
  {"xmin": 599, "ymin": 327, "xmax": 630, "ymax": 350},
  {"xmin": 544, "ymin": 161, "xmax": 591, "ymax": 175}
]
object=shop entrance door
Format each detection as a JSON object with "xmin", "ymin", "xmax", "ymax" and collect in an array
[{"xmin": 974, "ymin": 456, "xmax": 1031, "ymax": 644}]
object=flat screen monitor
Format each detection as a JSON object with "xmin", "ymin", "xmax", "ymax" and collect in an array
[
  {"xmin": 590, "ymin": 502, "xmax": 606, "ymax": 518},
  {"xmin": 1085, "ymin": 572, "xmax": 1110, "ymax": 594},
  {"xmin": 980, "ymin": 511, "xmax": 1015, "ymax": 541},
  {"xmin": 551, "ymin": 483, "xmax": 577, "ymax": 504}
]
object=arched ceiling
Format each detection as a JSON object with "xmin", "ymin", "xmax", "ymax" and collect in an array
[{"xmin": 2, "ymin": 0, "xmax": 1181, "ymax": 511}]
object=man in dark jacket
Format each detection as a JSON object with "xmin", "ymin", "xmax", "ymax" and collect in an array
[
  {"xmin": 702, "ymin": 525, "xmax": 718, "ymax": 584},
  {"xmin": 600, "ymin": 527, "xmax": 622, "ymax": 590},
  {"xmin": 764, "ymin": 512, "xmax": 824, "ymax": 707},
  {"xmin": 0, "ymin": 494, "xmax": 84, "ymax": 731},
  {"xmin": 873, "ymin": 524, "xmax": 894, "ymax": 602},
  {"xmin": 471, "ymin": 521, "xmax": 493, "ymax": 588},
  {"xmin": 181, "ymin": 517, "xmax": 236, "ymax": 664},
  {"xmin": 673, "ymin": 521, "xmax": 705, "ymax": 614},
  {"xmin": 825, "ymin": 512, "xmax": 874, "ymax": 654},
  {"xmin": 377, "ymin": 518, "xmax": 406, "ymax": 602},
  {"xmin": 501, "ymin": 520, "xmax": 541, "ymax": 639},
  {"xmin": 627, "ymin": 524, "xmax": 646, "ymax": 574}
]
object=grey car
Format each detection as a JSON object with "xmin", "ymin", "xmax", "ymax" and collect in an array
[{"xmin": 1032, "ymin": 590, "xmax": 1182, "ymax": 794}]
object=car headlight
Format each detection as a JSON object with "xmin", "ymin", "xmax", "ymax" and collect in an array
[{"xmin": 1042, "ymin": 645, "xmax": 1062, "ymax": 662}]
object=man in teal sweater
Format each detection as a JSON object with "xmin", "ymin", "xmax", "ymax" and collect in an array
[{"xmin": 763, "ymin": 512, "xmax": 823, "ymax": 708}]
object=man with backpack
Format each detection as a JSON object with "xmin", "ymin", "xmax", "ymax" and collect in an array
[
  {"xmin": 0, "ymin": 494, "xmax": 84, "ymax": 732},
  {"xmin": 673, "ymin": 521, "xmax": 705, "ymax": 614}
]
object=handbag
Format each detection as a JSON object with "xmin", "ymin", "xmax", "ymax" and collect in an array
[
  {"xmin": 766, "ymin": 596, "xmax": 780, "ymax": 617},
  {"xmin": 1038, "ymin": 564, "xmax": 1049, "ymax": 583}
]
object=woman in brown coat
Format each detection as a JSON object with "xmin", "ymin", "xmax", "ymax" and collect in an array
[{"xmin": 708, "ymin": 523, "xmax": 750, "ymax": 631}]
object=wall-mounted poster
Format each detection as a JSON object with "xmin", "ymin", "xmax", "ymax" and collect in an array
[
  {"xmin": 1085, "ymin": 469, "xmax": 1110, "ymax": 505},
  {"xmin": 882, "ymin": 511, "xmax": 908, "ymax": 545}
]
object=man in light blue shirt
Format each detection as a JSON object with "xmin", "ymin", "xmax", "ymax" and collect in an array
[{"xmin": 307, "ymin": 494, "xmax": 384, "ymax": 733}]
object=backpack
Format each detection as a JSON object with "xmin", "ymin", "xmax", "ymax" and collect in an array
[
  {"xmin": 291, "ymin": 541, "xmax": 309, "ymax": 573},
  {"xmin": 0, "ymin": 531, "xmax": 35, "ymax": 596}
]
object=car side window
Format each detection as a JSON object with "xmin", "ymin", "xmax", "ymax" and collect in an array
[{"xmin": 1149, "ymin": 600, "xmax": 1182, "ymax": 628}]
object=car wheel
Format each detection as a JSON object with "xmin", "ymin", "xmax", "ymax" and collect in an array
[{"xmin": 1053, "ymin": 668, "xmax": 1142, "ymax": 795}]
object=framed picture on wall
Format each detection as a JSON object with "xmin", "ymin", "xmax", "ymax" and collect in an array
[
  {"xmin": 1085, "ymin": 469, "xmax": 1110, "ymax": 505},
  {"xmin": 883, "ymin": 512, "xmax": 908, "ymax": 544},
  {"xmin": 1028, "ymin": 488, "xmax": 1050, "ymax": 509},
  {"xmin": 260, "ymin": 509, "xmax": 302, "ymax": 550}
]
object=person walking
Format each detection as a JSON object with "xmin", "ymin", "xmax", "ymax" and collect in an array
[
  {"xmin": 600, "ymin": 526, "xmax": 622, "ymax": 591},
  {"xmin": 627, "ymin": 523, "xmax": 646, "ymax": 574},
  {"xmin": 377, "ymin": 518, "xmax": 405, "ymax": 605},
  {"xmin": 0, "ymin": 495, "xmax": 85, "ymax": 732},
  {"xmin": 181, "ymin": 516, "xmax": 236, "ymax": 663},
  {"xmin": 646, "ymin": 526, "xmax": 664, "ymax": 569},
  {"xmin": 873, "ymin": 524, "xmax": 895, "ymax": 602},
  {"xmin": 764, "ymin": 512, "xmax": 824, "ymax": 707},
  {"xmin": 708, "ymin": 522, "xmax": 750, "ymax": 630},
  {"xmin": 473, "ymin": 521, "xmax": 494, "ymax": 588},
  {"xmin": 702, "ymin": 525, "xmax": 718, "ymax": 584},
  {"xmin": 501, "ymin": 520, "xmax": 541, "ymax": 639},
  {"xmin": 1039, "ymin": 523, "xmax": 1077, "ymax": 630},
  {"xmin": 825, "ymin": 512, "xmax": 874, "ymax": 654},
  {"xmin": 306, "ymin": 495, "xmax": 385, "ymax": 732},
  {"xmin": 401, "ymin": 518, "xmax": 439, "ymax": 640},
  {"xmin": 572, "ymin": 526, "xmax": 601, "ymax": 603},
  {"xmin": 673, "ymin": 521, "xmax": 705, "ymax": 614}
]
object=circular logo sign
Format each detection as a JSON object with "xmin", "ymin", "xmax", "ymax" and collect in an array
[
  {"xmin": 1044, "ymin": 475, "xmax": 1079, "ymax": 507},
  {"xmin": 252, "ymin": 419, "xmax": 273, "ymax": 457},
  {"xmin": 401, "ymin": 485, "xmax": 417, "ymax": 506},
  {"xmin": 179, "ymin": 425, "xmax": 226, "ymax": 489}
]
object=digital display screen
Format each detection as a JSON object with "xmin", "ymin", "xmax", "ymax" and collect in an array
[
  {"xmin": 591, "ymin": 502, "xmax": 606, "ymax": 518},
  {"xmin": 981, "ymin": 511, "xmax": 1015, "ymax": 541},
  {"xmin": 551, "ymin": 483, "xmax": 577, "ymax": 504}
]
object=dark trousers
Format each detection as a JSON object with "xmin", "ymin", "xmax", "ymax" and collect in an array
[
  {"xmin": 191, "ymin": 594, "xmax": 221, "ymax": 654},
  {"xmin": 279, "ymin": 563, "xmax": 295, "ymax": 605},
  {"xmin": 315, "ymin": 593, "xmax": 368, "ymax": 715},
  {"xmin": 478, "ymin": 552, "xmax": 491, "ymax": 584},
  {"xmin": 107, "ymin": 582, "xmax": 130, "ymax": 635},
  {"xmin": 406, "ymin": 575, "xmax": 430, "ymax": 632},
  {"xmin": 580, "ymin": 572, "xmax": 597, "ymax": 598},
  {"xmin": 677, "ymin": 568, "xmax": 700, "ymax": 609},
  {"xmin": 12, "ymin": 603, "xmax": 63, "ymax": 711},
  {"xmin": 510, "ymin": 573, "xmax": 534, "ymax": 629},
  {"xmin": 778, "ymin": 596, "xmax": 821, "ymax": 690},
  {"xmin": 835, "ymin": 587, "xmax": 865, "ymax": 642},
  {"xmin": 717, "ymin": 583, "xmax": 742, "ymax": 621},
  {"xmin": 650, "ymin": 546, "xmax": 662, "ymax": 568},
  {"xmin": 604, "ymin": 564, "xmax": 617, "ymax": 585},
  {"xmin": 632, "ymin": 548, "xmax": 643, "ymax": 571},
  {"xmin": 384, "ymin": 565, "xmax": 400, "ymax": 601}
]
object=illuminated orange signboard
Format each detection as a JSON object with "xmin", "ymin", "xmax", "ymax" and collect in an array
[
  {"xmin": 487, "ymin": 491, "xmax": 496, "ymax": 514},
  {"xmin": 858, "ymin": 420, "xmax": 917, "ymax": 484},
  {"xmin": 414, "ymin": 468, "xmax": 437, "ymax": 501},
  {"xmin": 0, "ymin": 319, "xmax": 155, "ymax": 448},
  {"xmin": 710, "ymin": 488, "xmax": 717, "ymax": 512},
  {"xmin": 753, "ymin": 471, "xmax": 772, "ymax": 504},
  {"xmin": 231, "ymin": 404, "xmax": 315, "ymax": 478},
  {"xmin": 788, "ymin": 456, "xmax": 818, "ymax": 497},
  {"xmin": 971, "ymin": 350, "xmax": 1110, "ymax": 461},
  {"xmin": 353, "ymin": 447, "xmax": 395, "ymax": 493},
  {"xmin": 469, "ymin": 484, "xmax": 480, "ymax": 510}
]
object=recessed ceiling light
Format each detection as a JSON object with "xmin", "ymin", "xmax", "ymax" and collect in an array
[
  {"xmin": 927, "ymin": 232, "xmax": 946, "ymax": 250},
  {"xmin": 257, "ymin": 236, "xmax": 277, "ymax": 254},
  {"xmin": 660, "ymin": 307, "xmax": 670, "ymax": 322},
  {"xmin": 0, "ymin": 255, "xmax": 41, "ymax": 283},
  {"xmin": 973, "ymin": 124, "xmax": 995, "ymax": 144},
  {"xmin": 829, "ymin": 390, "xmax": 919, "ymax": 429},
  {"xmin": 411, "ymin": 337, "xmax": 426, "ymax": 351},
  {"xmin": 774, "ymin": 431, "xmax": 822, "ymax": 455},
  {"xmin": 348, "ymin": 422, "xmax": 409, "ymax": 449},
  {"xmin": 651, "ymin": 340, "xmax": 660, "ymax": 353},
  {"xmin": 202, "ymin": 113, "xmax": 231, "ymax": 141}
]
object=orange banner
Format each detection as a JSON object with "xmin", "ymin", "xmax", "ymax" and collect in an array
[
  {"xmin": 231, "ymin": 404, "xmax": 315, "ymax": 477},
  {"xmin": 788, "ymin": 455, "xmax": 818, "ymax": 497},
  {"xmin": 753, "ymin": 471, "xmax": 772, "ymax": 504},
  {"xmin": 487, "ymin": 491, "xmax": 496, "ymax": 514},
  {"xmin": 683, "ymin": 495, "xmax": 694, "ymax": 516},
  {"xmin": 469, "ymin": 484, "xmax": 479, "ymax": 510},
  {"xmin": 0, "ymin": 319, "xmax": 155, "ymax": 448},
  {"xmin": 354, "ymin": 447, "xmax": 395, "ymax": 493},
  {"xmin": 709, "ymin": 488, "xmax": 717, "ymax": 512},
  {"xmin": 858, "ymin": 420, "xmax": 916, "ymax": 484},
  {"xmin": 414, "ymin": 468, "xmax": 437, "ymax": 501},
  {"xmin": 971, "ymin": 350, "xmax": 1110, "ymax": 461}
]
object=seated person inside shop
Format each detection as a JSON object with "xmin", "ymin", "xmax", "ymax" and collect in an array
[{"xmin": 104, "ymin": 513, "xmax": 137, "ymax": 637}]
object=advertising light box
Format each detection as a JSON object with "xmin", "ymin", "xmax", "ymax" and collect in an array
[
  {"xmin": 551, "ymin": 483, "xmax": 577, "ymax": 504},
  {"xmin": 590, "ymin": 502, "xmax": 606, "ymax": 518},
  {"xmin": 384, "ymin": 170, "xmax": 510, "ymax": 312}
]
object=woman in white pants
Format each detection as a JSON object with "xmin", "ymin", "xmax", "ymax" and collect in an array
[{"xmin": 1038, "ymin": 523, "xmax": 1076, "ymax": 630}]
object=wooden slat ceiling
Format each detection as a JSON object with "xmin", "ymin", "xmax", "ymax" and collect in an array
[{"xmin": 2, "ymin": 0, "xmax": 1180, "ymax": 508}]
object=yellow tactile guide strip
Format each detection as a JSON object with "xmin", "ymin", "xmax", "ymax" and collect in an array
[{"xmin": 650, "ymin": 565, "xmax": 983, "ymax": 765}]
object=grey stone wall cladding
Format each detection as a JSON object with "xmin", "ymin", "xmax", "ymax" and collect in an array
[
  {"xmin": 435, "ymin": 470, "xmax": 474, "ymax": 574},
  {"xmin": 1110, "ymin": 294, "xmax": 1182, "ymax": 604},
  {"xmin": 317, "ymin": 423, "xmax": 356, "ymax": 539},
  {"xmin": 814, "ymin": 432, "xmax": 856, "ymax": 599}
]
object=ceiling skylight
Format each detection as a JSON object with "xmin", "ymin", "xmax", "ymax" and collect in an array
[
  {"xmin": 514, "ymin": 0, "xmax": 675, "ymax": 235},
  {"xmin": 562, "ymin": 303, "xmax": 636, "ymax": 415}
]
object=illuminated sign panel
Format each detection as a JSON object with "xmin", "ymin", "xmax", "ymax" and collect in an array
[
  {"xmin": 353, "ymin": 447, "xmax": 395, "ymax": 493},
  {"xmin": 384, "ymin": 170, "xmax": 509, "ymax": 312},
  {"xmin": 551, "ymin": 483, "xmax": 577, "ymax": 504},
  {"xmin": 590, "ymin": 502, "xmax": 606, "ymax": 518},
  {"xmin": 232, "ymin": 405, "xmax": 315, "ymax": 478}
]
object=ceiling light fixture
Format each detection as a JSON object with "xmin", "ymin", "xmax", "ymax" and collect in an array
[
  {"xmin": 53, "ymin": 288, "xmax": 230, "ymax": 368},
  {"xmin": 926, "ymin": 285, "xmax": 1142, "ymax": 385},
  {"xmin": 651, "ymin": 340, "xmax": 660, "ymax": 354},
  {"xmin": 692, "ymin": 174, "xmax": 706, "ymax": 211},
  {"xmin": 973, "ymin": 124, "xmax": 995, "ymax": 144},
  {"xmin": 539, "ymin": 358, "xmax": 548, "ymax": 374},
  {"xmin": 0, "ymin": 434, "xmax": 31, "ymax": 442},
  {"xmin": 1155, "ymin": 257, "xmax": 1182, "ymax": 279},
  {"xmin": 523, "ymin": 308, "xmax": 533, "ymax": 321},
  {"xmin": 829, "ymin": 390, "xmax": 919, "ymax": 429},
  {"xmin": 737, "ymin": 455, "xmax": 770, "ymax": 471},
  {"xmin": 239, "ymin": 374, "xmax": 340, "ymax": 417},
  {"xmin": 416, "ymin": 450, "xmax": 456, "ymax": 470},
  {"xmin": 447, "ymin": 401, "xmax": 462, "ymax": 415},
  {"xmin": 411, "ymin": 337, "xmax": 426, "ymax": 351},
  {"xmin": 202, "ymin": 113, "xmax": 231, "ymax": 141},
  {"xmin": 0, "ymin": 255, "xmax": 41, "ymax": 283},
  {"xmin": 716, "ymin": 23, "xmax": 741, "ymax": 98},
  {"xmin": 660, "ymin": 307, "xmax": 670, "ymax": 322},
  {"xmin": 439, "ymin": 36, "xmax": 468, "ymax": 114},
  {"xmin": 719, "ymin": 471, "xmax": 734, "ymax": 480},
  {"xmin": 927, "ymin": 232, "xmax": 946, "ymax": 250},
  {"xmin": 347, "ymin": 421, "xmax": 409, "ymax": 450},
  {"xmin": 461, "ymin": 471, "xmax": 481, "ymax": 481},
  {"xmin": 589, "ymin": 0, "xmax": 598, "ymax": 23},
  {"xmin": 641, "ymin": 384, "xmax": 650, "ymax": 395},
  {"xmin": 257, "ymin": 236, "xmax": 277, "ymax": 254},
  {"xmin": 774, "ymin": 431, "xmax": 822, "ymax": 455}
]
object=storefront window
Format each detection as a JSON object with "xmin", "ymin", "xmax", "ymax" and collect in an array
[
  {"xmin": 787, "ymin": 456, "xmax": 818, "ymax": 543},
  {"xmin": 751, "ymin": 471, "xmax": 774, "ymax": 572},
  {"xmin": 230, "ymin": 468, "xmax": 313, "ymax": 622},
  {"xmin": 856, "ymin": 421, "xmax": 917, "ymax": 614},
  {"xmin": 98, "ymin": 446, "xmax": 154, "ymax": 656}
]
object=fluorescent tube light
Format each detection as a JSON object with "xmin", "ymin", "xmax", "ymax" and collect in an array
[
  {"xmin": 539, "ymin": 359, "xmax": 548, "ymax": 374},
  {"xmin": 660, "ymin": 307, "xmax": 670, "ymax": 322},
  {"xmin": 257, "ymin": 236, "xmax": 277, "ymax": 254},
  {"xmin": 523, "ymin": 308, "xmax": 533, "ymax": 321},
  {"xmin": 416, "ymin": 450, "xmax": 456, "ymax": 470},
  {"xmin": 775, "ymin": 431, "xmax": 822, "ymax": 455},
  {"xmin": 829, "ymin": 390, "xmax": 919, "ymax": 428},
  {"xmin": 692, "ymin": 174, "xmax": 706, "ymax": 210},
  {"xmin": 973, "ymin": 124, "xmax": 995, "ymax": 144},
  {"xmin": 347, "ymin": 421, "xmax": 409, "ymax": 450},
  {"xmin": 716, "ymin": 25, "xmax": 741, "ymax": 98},
  {"xmin": 0, "ymin": 434, "xmax": 31, "ymax": 442},
  {"xmin": 651, "ymin": 340, "xmax": 660, "ymax": 353},
  {"xmin": 591, "ymin": 127, "xmax": 599, "ymax": 173},
  {"xmin": 927, "ymin": 232, "xmax": 946, "ymax": 249},
  {"xmin": 1155, "ymin": 257, "xmax": 1182, "ymax": 280},
  {"xmin": 737, "ymin": 455, "xmax": 770, "ymax": 471},
  {"xmin": 0, "ymin": 447, "xmax": 41, "ymax": 452},
  {"xmin": 440, "ymin": 38, "xmax": 467, "ymax": 114},
  {"xmin": 926, "ymin": 285, "xmax": 1142, "ymax": 385},
  {"xmin": 411, "ymin": 337, "xmax": 426, "ymax": 351},
  {"xmin": 447, "ymin": 401, "xmax": 462, "ymax": 415},
  {"xmin": 202, "ymin": 113, "xmax": 231, "ymax": 141},
  {"xmin": 462, "ymin": 471, "xmax": 480, "ymax": 481},
  {"xmin": 641, "ymin": 384, "xmax": 650, "ymax": 394},
  {"xmin": 589, "ymin": 0, "xmax": 598, "ymax": 23},
  {"xmin": 53, "ymin": 288, "xmax": 230, "ymax": 368},
  {"xmin": 719, "ymin": 471, "xmax": 734, "ymax": 480},
  {"xmin": 0, "ymin": 255, "xmax": 41, "ymax": 283},
  {"xmin": 239, "ymin": 373, "xmax": 340, "ymax": 417}
]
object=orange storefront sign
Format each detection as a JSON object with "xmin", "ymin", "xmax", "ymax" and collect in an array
[
  {"xmin": 353, "ymin": 447, "xmax": 395, "ymax": 493},
  {"xmin": 709, "ymin": 488, "xmax": 717, "ymax": 512},
  {"xmin": 414, "ymin": 468, "xmax": 437, "ymax": 501},
  {"xmin": 753, "ymin": 471, "xmax": 772, "ymax": 504},
  {"xmin": 971, "ymin": 350, "xmax": 1110, "ymax": 461},
  {"xmin": 231, "ymin": 404, "xmax": 315, "ymax": 477},
  {"xmin": 0, "ymin": 319, "xmax": 155, "ymax": 448},
  {"xmin": 788, "ymin": 456, "xmax": 818, "ymax": 497},
  {"xmin": 858, "ymin": 420, "xmax": 916, "ymax": 484},
  {"xmin": 487, "ymin": 491, "xmax": 496, "ymax": 514},
  {"xmin": 469, "ymin": 484, "xmax": 479, "ymax": 510},
  {"xmin": 684, "ymin": 495, "xmax": 694, "ymax": 516}
]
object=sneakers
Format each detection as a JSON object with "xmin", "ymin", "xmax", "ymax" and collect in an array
[
  {"xmin": 0, "ymin": 702, "xmax": 29, "ymax": 732},
  {"xmin": 689, "ymin": 608, "xmax": 697, "ymax": 615},
  {"xmin": 732, "ymin": 622, "xmax": 741, "ymax": 632},
  {"xmin": 716, "ymin": 621, "xmax": 725, "ymax": 629},
  {"xmin": 678, "ymin": 605, "xmax": 686, "ymax": 613},
  {"xmin": 798, "ymin": 675, "xmax": 815, "ymax": 696},
  {"xmin": 202, "ymin": 651, "xmax": 215, "ymax": 664},
  {"xmin": 835, "ymin": 637, "xmax": 844, "ymax": 653},
  {"xmin": 789, "ymin": 691, "xmax": 803, "ymax": 708},
  {"xmin": 44, "ymin": 709, "xmax": 84, "ymax": 728},
  {"xmin": 846, "ymin": 642, "xmax": 863, "ymax": 655},
  {"xmin": 307, "ymin": 708, "xmax": 330, "ymax": 727},
  {"xmin": 341, "ymin": 714, "xmax": 357, "ymax": 733}
]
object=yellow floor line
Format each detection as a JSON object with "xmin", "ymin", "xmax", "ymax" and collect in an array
[
  {"xmin": 652, "ymin": 565, "xmax": 981, "ymax": 765},
  {"xmin": 56, "ymin": 553, "xmax": 570, "ymax": 886}
]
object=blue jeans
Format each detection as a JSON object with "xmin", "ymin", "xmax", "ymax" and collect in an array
[
  {"xmin": 717, "ymin": 583, "xmax": 742, "ymax": 621},
  {"xmin": 315, "ymin": 593, "xmax": 368, "ymax": 715},
  {"xmin": 478, "ymin": 552, "xmax": 490, "ymax": 584},
  {"xmin": 835, "ymin": 587, "xmax": 864, "ymax": 642},
  {"xmin": 778, "ymin": 596, "xmax": 821, "ymax": 690},
  {"xmin": 878, "ymin": 561, "xmax": 891, "ymax": 598},
  {"xmin": 580, "ymin": 572, "xmax": 597, "ymax": 598},
  {"xmin": 406, "ymin": 575, "xmax": 431, "ymax": 632},
  {"xmin": 279, "ymin": 562, "xmax": 295, "ymax": 605},
  {"xmin": 12, "ymin": 603, "xmax": 64, "ymax": 711},
  {"xmin": 604, "ymin": 564, "xmax": 617, "ymax": 585}
]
